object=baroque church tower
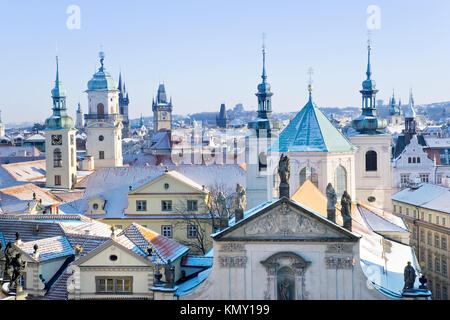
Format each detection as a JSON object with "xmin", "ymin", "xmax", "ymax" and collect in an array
[
  {"xmin": 76, "ymin": 103, "xmax": 84, "ymax": 130},
  {"xmin": 246, "ymin": 43, "xmax": 279, "ymax": 209},
  {"xmin": 84, "ymin": 52, "xmax": 123, "ymax": 168},
  {"xmin": 349, "ymin": 42, "xmax": 392, "ymax": 211},
  {"xmin": 44, "ymin": 57, "xmax": 77, "ymax": 189}
]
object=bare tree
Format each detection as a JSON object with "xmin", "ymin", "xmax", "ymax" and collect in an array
[{"xmin": 172, "ymin": 182, "xmax": 234, "ymax": 255}]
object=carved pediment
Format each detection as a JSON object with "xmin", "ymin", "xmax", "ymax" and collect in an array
[{"xmin": 215, "ymin": 199, "xmax": 357, "ymax": 242}]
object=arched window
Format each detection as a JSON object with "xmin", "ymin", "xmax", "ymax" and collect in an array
[
  {"xmin": 97, "ymin": 103, "xmax": 105, "ymax": 115},
  {"xmin": 334, "ymin": 165, "xmax": 347, "ymax": 198},
  {"xmin": 365, "ymin": 150, "xmax": 377, "ymax": 172},
  {"xmin": 53, "ymin": 148, "xmax": 62, "ymax": 168},
  {"xmin": 299, "ymin": 166, "xmax": 318, "ymax": 188},
  {"xmin": 258, "ymin": 152, "xmax": 267, "ymax": 172}
]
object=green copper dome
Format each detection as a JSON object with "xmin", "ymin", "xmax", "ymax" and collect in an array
[{"xmin": 86, "ymin": 52, "xmax": 118, "ymax": 91}]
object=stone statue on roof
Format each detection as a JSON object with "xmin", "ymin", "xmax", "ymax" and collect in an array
[
  {"xmin": 403, "ymin": 261, "xmax": 416, "ymax": 291},
  {"xmin": 10, "ymin": 253, "xmax": 27, "ymax": 291},
  {"xmin": 218, "ymin": 191, "xmax": 229, "ymax": 218},
  {"xmin": 235, "ymin": 184, "xmax": 246, "ymax": 212},
  {"xmin": 326, "ymin": 183, "xmax": 337, "ymax": 210},
  {"xmin": 278, "ymin": 154, "xmax": 290, "ymax": 184},
  {"xmin": 341, "ymin": 191, "xmax": 352, "ymax": 231}
]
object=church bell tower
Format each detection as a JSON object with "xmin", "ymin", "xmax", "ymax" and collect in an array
[{"xmin": 44, "ymin": 57, "xmax": 77, "ymax": 189}]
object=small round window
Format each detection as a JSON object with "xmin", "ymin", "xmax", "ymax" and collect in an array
[
  {"xmin": 109, "ymin": 255, "xmax": 118, "ymax": 261},
  {"xmin": 164, "ymin": 183, "xmax": 169, "ymax": 190},
  {"xmin": 93, "ymin": 203, "xmax": 99, "ymax": 210},
  {"xmin": 99, "ymin": 135, "xmax": 104, "ymax": 141}
]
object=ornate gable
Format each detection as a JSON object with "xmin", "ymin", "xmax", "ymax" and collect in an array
[{"xmin": 214, "ymin": 199, "xmax": 358, "ymax": 242}]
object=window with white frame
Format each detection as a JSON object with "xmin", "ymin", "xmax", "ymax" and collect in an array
[
  {"xmin": 96, "ymin": 277, "xmax": 132, "ymax": 294},
  {"xmin": 420, "ymin": 173, "xmax": 429, "ymax": 183},
  {"xmin": 187, "ymin": 225, "xmax": 198, "ymax": 238},
  {"xmin": 161, "ymin": 225, "xmax": 172, "ymax": 238},
  {"xmin": 187, "ymin": 200, "xmax": 198, "ymax": 211},
  {"xmin": 161, "ymin": 200, "xmax": 172, "ymax": 211},
  {"xmin": 400, "ymin": 174, "xmax": 410, "ymax": 185},
  {"xmin": 136, "ymin": 200, "xmax": 147, "ymax": 211}
]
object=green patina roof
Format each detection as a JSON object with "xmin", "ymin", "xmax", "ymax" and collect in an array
[{"xmin": 272, "ymin": 93, "xmax": 355, "ymax": 153}]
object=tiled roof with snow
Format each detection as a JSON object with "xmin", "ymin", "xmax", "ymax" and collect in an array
[
  {"xmin": 358, "ymin": 205, "xmax": 409, "ymax": 233},
  {"xmin": 392, "ymin": 183, "xmax": 450, "ymax": 214},
  {"xmin": 0, "ymin": 183, "xmax": 62, "ymax": 213},
  {"xmin": 19, "ymin": 236, "xmax": 73, "ymax": 262},
  {"xmin": 1, "ymin": 160, "xmax": 46, "ymax": 182},
  {"xmin": 119, "ymin": 223, "xmax": 189, "ymax": 263},
  {"xmin": 181, "ymin": 255, "xmax": 213, "ymax": 268}
]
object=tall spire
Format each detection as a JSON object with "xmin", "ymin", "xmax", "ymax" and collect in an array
[
  {"xmin": 261, "ymin": 33, "xmax": 267, "ymax": 82},
  {"xmin": 352, "ymin": 39, "xmax": 387, "ymax": 133},
  {"xmin": 366, "ymin": 38, "xmax": 372, "ymax": 79}
]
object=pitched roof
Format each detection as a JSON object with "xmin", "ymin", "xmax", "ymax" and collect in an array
[
  {"xmin": 0, "ymin": 183, "xmax": 62, "ymax": 213},
  {"xmin": 1, "ymin": 159, "xmax": 46, "ymax": 182},
  {"xmin": 273, "ymin": 95, "xmax": 355, "ymax": 153},
  {"xmin": 18, "ymin": 236, "xmax": 73, "ymax": 262},
  {"xmin": 119, "ymin": 223, "xmax": 189, "ymax": 263},
  {"xmin": 392, "ymin": 183, "xmax": 450, "ymax": 214},
  {"xmin": 0, "ymin": 220, "xmax": 64, "ymax": 244},
  {"xmin": 358, "ymin": 205, "xmax": 409, "ymax": 233}
]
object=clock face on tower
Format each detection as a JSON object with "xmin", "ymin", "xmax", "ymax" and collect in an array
[
  {"xmin": 51, "ymin": 135, "xmax": 63, "ymax": 145},
  {"xmin": 162, "ymin": 111, "xmax": 167, "ymax": 120}
]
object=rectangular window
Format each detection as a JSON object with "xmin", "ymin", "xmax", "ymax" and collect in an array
[
  {"xmin": 187, "ymin": 200, "xmax": 198, "ymax": 211},
  {"xmin": 413, "ymin": 210, "xmax": 417, "ymax": 218},
  {"xmin": 393, "ymin": 205, "xmax": 397, "ymax": 213},
  {"xmin": 161, "ymin": 200, "xmax": 172, "ymax": 211},
  {"xmin": 420, "ymin": 230, "xmax": 425, "ymax": 243},
  {"xmin": 436, "ymin": 283, "xmax": 441, "ymax": 300},
  {"xmin": 429, "ymin": 214, "xmax": 432, "ymax": 223},
  {"xmin": 412, "ymin": 228, "xmax": 417, "ymax": 240},
  {"xmin": 96, "ymin": 277, "xmax": 132, "ymax": 294},
  {"xmin": 443, "ymin": 218, "xmax": 446, "ymax": 226},
  {"xmin": 420, "ymin": 173, "xmax": 429, "ymax": 183},
  {"xmin": 442, "ymin": 258, "xmax": 447, "ymax": 278},
  {"xmin": 436, "ymin": 216, "xmax": 440, "ymax": 225},
  {"xmin": 400, "ymin": 174, "xmax": 410, "ymax": 185},
  {"xmin": 428, "ymin": 253, "xmax": 433, "ymax": 271},
  {"xmin": 399, "ymin": 206, "xmax": 402, "ymax": 214},
  {"xmin": 442, "ymin": 237, "xmax": 447, "ymax": 250},
  {"xmin": 54, "ymin": 175, "xmax": 61, "ymax": 186},
  {"xmin": 443, "ymin": 286, "xmax": 448, "ymax": 300},
  {"xmin": 187, "ymin": 225, "xmax": 198, "ymax": 238},
  {"xmin": 99, "ymin": 151, "xmax": 105, "ymax": 160},
  {"xmin": 428, "ymin": 232, "xmax": 432, "ymax": 245},
  {"xmin": 435, "ymin": 235, "xmax": 440, "ymax": 248},
  {"xmin": 406, "ymin": 208, "xmax": 409, "ymax": 216},
  {"xmin": 437, "ymin": 174, "xmax": 443, "ymax": 184},
  {"xmin": 70, "ymin": 135, "xmax": 74, "ymax": 145},
  {"xmin": 435, "ymin": 257, "xmax": 441, "ymax": 273},
  {"xmin": 421, "ymin": 212, "xmax": 424, "ymax": 220},
  {"xmin": 136, "ymin": 200, "xmax": 147, "ymax": 211},
  {"xmin": 161, "ymin": 225, "xmax": 172, "ymax": 238}
]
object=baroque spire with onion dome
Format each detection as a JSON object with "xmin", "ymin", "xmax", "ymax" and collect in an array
[
  {"xmin": 248, "ymin": 36, "xmax": 275, "ymax": 136},
  {"xmin": 86, "ymin": 51, "xmax": 118, "ymax": 92},
  {"xmin": 45, "ymin": 56, "xmax": 74, "ymax": 130},
  {"xmin": 351, "ymin": 40, "xmax": 387, "ymax": 134}
]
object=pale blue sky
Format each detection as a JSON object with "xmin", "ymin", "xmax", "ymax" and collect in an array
[{"xmin": 1, "ymin": 0, "xmax": 450, "ymax": 123}]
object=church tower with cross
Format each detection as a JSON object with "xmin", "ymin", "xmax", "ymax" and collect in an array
[
  {"xmin": 84, "ymin": 51, "xmax": 123, "ymax": 168},
  {"xmin": 349, "ymin": 40, "xmax": 392, "ymax": 211},
  {"xmin": 44, "ymin": 56, "xmax": 77, "ymax": 189}
]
